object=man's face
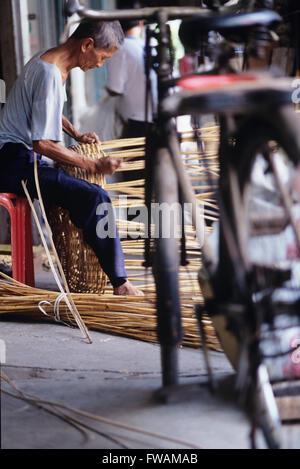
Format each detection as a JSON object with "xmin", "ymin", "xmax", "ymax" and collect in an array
[{"xmin": 79, "ymin": 39, "xmax": 116, "ymax": 72}]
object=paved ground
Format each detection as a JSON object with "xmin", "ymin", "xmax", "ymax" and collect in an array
[
  {"xmin": 0, "ymin": 315, "xmax": 264, "ymax": 451},
  {"xmin": 1, "ymin": 271, "xmax": 299, "ymax": 451}
]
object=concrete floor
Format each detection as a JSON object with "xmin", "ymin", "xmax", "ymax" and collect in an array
[
  {"xmin": 1, "ymin": 319, "xmax": 256, "ymax": 450},
  {"xmin": 0, "ymin": 271, "xmax": 298, "ymax": 451}
]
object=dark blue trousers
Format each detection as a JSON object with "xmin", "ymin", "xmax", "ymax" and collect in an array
[{"xmin": 0, "ymin": 143, "xmax": 127, "ymax": 287}]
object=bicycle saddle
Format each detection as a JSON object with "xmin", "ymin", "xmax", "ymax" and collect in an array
[{"xmin": 179, "ymin": 10, "xmax": 281, "ymax": 51}]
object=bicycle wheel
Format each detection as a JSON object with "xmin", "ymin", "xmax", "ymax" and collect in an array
[{"xmin": 233, "ymin": 106, "xmax": 300, "ymax": 449}]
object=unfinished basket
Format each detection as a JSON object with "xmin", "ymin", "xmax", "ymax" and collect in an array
[
  {"xmin": 49, "ymin": 143, "xmax": 108, "ymax": 294},
  {"xmin": 48, "ymin": 128, "xmax": 220, "ymax": 295}
]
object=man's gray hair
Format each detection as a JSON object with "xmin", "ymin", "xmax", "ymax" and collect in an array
[{"xmin": 71, "ymin": 20, "xmax": 124, "ymax": 49}]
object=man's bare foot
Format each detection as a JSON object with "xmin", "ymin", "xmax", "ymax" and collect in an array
[{"xmin": 113, "ymin": 280, "xmax": 144, "ymax": 296}]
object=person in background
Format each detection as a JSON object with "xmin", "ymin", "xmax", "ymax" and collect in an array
[{"xmin": 106, "ymin": 19, "xmax": 157, "ymax": 139}]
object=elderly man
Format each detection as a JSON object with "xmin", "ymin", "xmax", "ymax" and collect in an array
[{"xmin": 0, "ymin": 20, "xmax": 143, "ymax": 296}]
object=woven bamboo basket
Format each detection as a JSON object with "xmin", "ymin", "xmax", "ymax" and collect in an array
[
  {"xmin": 49, "ymin": 143, "xmax": 108, "ymax": 294},
  {"xmin": 48, "ymin": 128, "xmax": 220, "ymax": 295}
]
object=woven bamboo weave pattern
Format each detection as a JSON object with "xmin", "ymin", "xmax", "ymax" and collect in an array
[{"xmin": 49, "ymin": 143, "xmax": 108, "ymax": 294}]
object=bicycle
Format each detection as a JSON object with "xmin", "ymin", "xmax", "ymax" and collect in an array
[
  {"xmin": 64, "ymin": 0, "xmax": 300, "ymax": 448},
  {"xmin": 175, "ymin": 2, "xmax": 300, "ymax": 448}
]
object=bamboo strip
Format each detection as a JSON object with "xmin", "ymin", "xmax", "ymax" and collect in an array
[
  {"xmin": 0, "ymin": 129, "xmax": 221, "ymax": 350},
  {"xmin": 0, "ymin": 272, "xmax": 221, "ymax": 351}
]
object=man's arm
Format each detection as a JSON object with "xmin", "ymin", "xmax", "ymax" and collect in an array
[
  {"xmin": 33, "ymin": 140, "xmax": 122, "ymax": 175},
  {"xmin": 62, "ymin": 115, "xmax": 101, "ymax": 144},
  {"xmin": 62, "ymin": 115, "xmax": 82, "ymax": 141}
]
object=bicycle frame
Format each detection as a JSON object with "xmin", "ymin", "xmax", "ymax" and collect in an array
[
  {"xmin": 63, "ymin": 1, "xmax": 300, "ymax": 448},
  {"xmin": 63, "ymin": 0, "xmax": 290, "ymax": 393}
]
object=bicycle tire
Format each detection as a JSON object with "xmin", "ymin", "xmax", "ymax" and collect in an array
[
  {"xmin": 152, "ymin": 143, "xmax": 182, "ymax": 390},
  {"xmin": 232, "ymin": 106, "xmax": 300, "ymax": 449}
]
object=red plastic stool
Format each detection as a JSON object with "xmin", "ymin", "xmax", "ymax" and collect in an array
[{"xmin": 0, "ymin": 193, "xmax": 35, "ymax": 286}]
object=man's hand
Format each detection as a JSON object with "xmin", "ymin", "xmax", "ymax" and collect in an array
[
  {"xmin": 94, "ymin": 155, "xmax": 123, "ymax": 175},
  {"xmin": 76, "ymin": 132, "xmax": 101, "ymax": 144},
  {"xmin": 32, "ymin": 139, "xmax": 121, "ymax": 175}
]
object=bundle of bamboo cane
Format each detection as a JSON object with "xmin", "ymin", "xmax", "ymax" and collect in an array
[
  {"xmin": 0, "ymin": 272, "xmax": 221, "ymax": 351},
  {"xmin": 0, "ymin": 127, "xmax": 221, "ymax": 350}
]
